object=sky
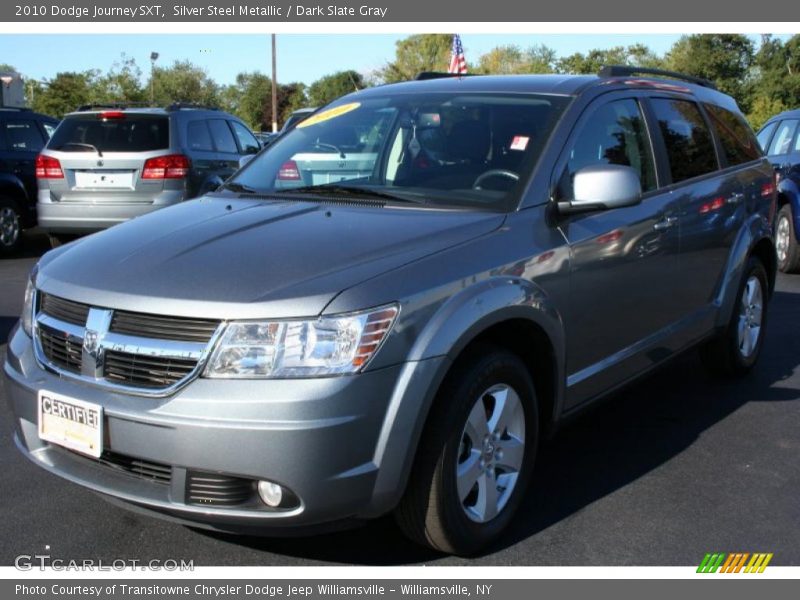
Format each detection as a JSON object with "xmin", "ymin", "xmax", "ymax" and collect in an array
[{"xmin": 0, "ymin": 34, "xmax": 786, "ymax": 87}]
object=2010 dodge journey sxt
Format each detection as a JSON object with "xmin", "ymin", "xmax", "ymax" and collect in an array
[{"xmin": 3, "ymin": 67, "xmax": 777, "ymax": 555}]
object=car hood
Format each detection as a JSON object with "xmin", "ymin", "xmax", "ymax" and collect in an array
[{"xmin": 37, "ymin": 197, "xmax": 505, "ymax": 319}]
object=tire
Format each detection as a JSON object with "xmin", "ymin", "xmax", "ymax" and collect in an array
[
  {"xmin": 700, "ymin": 256, "xmax": 769, "ymax": 377},
  {"xmin": 775, "ymin": 204, "xmax": 800, "ymax": 273},
  {"xmin": 0, "ymin": 196, "xmax": 23, "ymax": 255},
  {"xmin": 48, "ymin": 234, "xmax": 77, "ymax": 249},
  {"xmin": 395, "ymin": 346, "xmax": 538, "ymax": 555}
]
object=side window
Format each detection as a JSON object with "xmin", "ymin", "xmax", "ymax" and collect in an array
[
  {"xmin": 229, "ymin": 121, "xmax": 260, "ymax": 154},
  {"xmin": 187, "ymin": 120, "xmax": 214, "ymax": 151},
  {"xmin": 3, "ymin": 119, "xmax": 46, "ymax": 152},
  {"xmin": 767, "ymin": 119, "xmax": 798, "ymax": 156},
  {"xmin": 756, "ymin": 121, "xmax": 778, "ymax": 153},
  {"xmin": 558, "ymin": 98, "xmax": 656, "ymax": 199},
  {"xmin": 704, "ymin": 104, "xmax": 762, "ymax": 165},
  {"xmin": 650, "ymin": 98, "xmax": 718, "ymax": 183},
  {"xmin": 207, "ymin": 119, "xmax": 238, "ymax": 154}
]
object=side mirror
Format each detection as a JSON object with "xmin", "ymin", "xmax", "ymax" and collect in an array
[
  {"xmin": 557, "ymin": 164, "xmax": 642, "ymax": 214},
  {"xmin": 201, "ymin": 176, "xmax": 224, "ymax": 194},
  {"xmin": 238, "ymin": 154, "xmax": 256, "ymax": 170}
]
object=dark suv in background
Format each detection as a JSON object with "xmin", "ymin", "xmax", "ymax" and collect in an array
[
  {"xmin": 36, "ymin": 104, "xmax": 260, "ymax": 247},
  {"xmin": 757, "ymin": 109, "xmax": 800, "ymax": 272},
  {"xmin": 0, "ymin": 107, "xmax": 58, "ymax": 254}
]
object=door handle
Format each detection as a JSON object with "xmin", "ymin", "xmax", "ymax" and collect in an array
[
  {"xmin": 653, "ymin": 216, "xmax": 678, "ymax": 231},
  {"xmin": 727, "ymin": 192, "xmax": 745, "ymax": 205}
]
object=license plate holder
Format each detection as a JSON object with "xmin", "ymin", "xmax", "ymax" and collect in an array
[{"xmin": 38, "ymin": 391, "xmax": 103, "ymax": 458}]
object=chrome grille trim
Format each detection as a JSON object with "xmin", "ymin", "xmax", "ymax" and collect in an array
[
  {"xmin": 32, "ymin": 290, "xmax": 225, "ymax": 398},
  {"xmin": 40, "ymin": 293, "xmax": 90, "ymax": 326}
]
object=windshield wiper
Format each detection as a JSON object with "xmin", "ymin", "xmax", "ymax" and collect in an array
[
  {"xmin": 223, "ymin": 181, "xmax": 259, "ymax": 194},
  {"xmin": 55, "ymin": 142, "xmax": 103, "ymax": 157},
  {"xmin": 273, "ymin": 184, "xmax": 426, "ymax": 204}
]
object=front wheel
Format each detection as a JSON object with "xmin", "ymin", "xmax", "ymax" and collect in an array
[
  {"xmin": 395, "ymin": 347, "xmax": 538, "ymax": 555},
  {"xmin": 700, "ymin": 256, "xmax": 769, "ymax": 376}
]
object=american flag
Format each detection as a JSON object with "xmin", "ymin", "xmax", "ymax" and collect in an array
[{"xmin": 448, "ymin": 34, "xmax": 468, "ymax": 75}]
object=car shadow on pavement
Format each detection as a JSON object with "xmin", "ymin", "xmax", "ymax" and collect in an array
[{"xmin": 192, "ymin": 290, "xmax": 800, "ymax": 565}]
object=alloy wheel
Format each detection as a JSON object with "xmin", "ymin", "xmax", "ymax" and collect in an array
[
  {"xmin": 0, "ymin": 206, "xmax": 20, "ymax": 248},
  {"xmin": 738, "ymin": 275, "xmax": 763, "ymax": 359}
]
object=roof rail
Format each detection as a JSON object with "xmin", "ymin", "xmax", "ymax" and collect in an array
[
  {"xmin": 166, "ymin": 102, "xmax": 219, "ymax": 112},
  {"xmin": 0, "ymin": 106, "xmax": 31, "ymax": 111},
  {"xmin": 415, "ymin": 71, "xmax": 477, "ymax": 81},
  {"xmin": 76, "ymin": 102, "xmax": 152, "ymax": 111},
  {"xmin": 598, "ymin": 65, "xmax": 717, "ymax": 90}
]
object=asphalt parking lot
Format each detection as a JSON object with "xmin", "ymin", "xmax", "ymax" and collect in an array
[{"xmin": 0, "ymin": 233, "xmax": 798, "ymax": 566}]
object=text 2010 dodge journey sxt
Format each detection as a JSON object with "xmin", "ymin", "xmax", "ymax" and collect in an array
[{"xmin": 4, "ymin": 67, "xmax": 777, "ymax": 555}]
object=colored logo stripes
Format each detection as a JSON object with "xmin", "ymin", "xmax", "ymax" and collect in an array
[{"xmin": 697, "ymin": 552, "xmax": 773, "ymax": 573}]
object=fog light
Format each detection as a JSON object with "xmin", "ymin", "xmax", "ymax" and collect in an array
[{"xmin": 257, "ymin": 480, "xmax": 283, "ymax": 507}]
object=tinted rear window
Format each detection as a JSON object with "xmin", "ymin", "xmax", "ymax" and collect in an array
[
  {"xmin": 49, "ymin": 115, "xmax": 169, "ymax": 152},
  {"xmin": 650, "ymin": 98, "xmax": 718, "ymax": 183},
  {"xmin": 704, "ymin": 104, "xmax": 762, "ymax": 166}
]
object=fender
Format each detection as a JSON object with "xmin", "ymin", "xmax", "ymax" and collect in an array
[
  {"xmin": 714, "ymin": 211, "xmax": 774, "ymax": 329},
  {"xmin": 0, "ymin": 173, "xmax": 28, "ymax": 201},
  {"xmin": 364, "ymin": 276, "xmax": 566, "ymax": 517}
]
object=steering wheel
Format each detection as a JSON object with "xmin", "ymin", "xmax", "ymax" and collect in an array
[{"xmin": 472, "ymin": 169, "xmax": 519, "ymax": 190}]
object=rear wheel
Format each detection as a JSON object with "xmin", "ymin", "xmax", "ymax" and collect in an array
[
  {"xmin": 395, "ymin": 347, "xmax": 538, "ymax": 555},
  {"xmin": 775, "ymin": 204, "xmax": 800, "ymax": 273},
  {"xmin": 700, "ymin": 256, "xmax": 769, "ymax": 376},
  {"xmin": 0, "ymin": 197, "xmax": 23, "ymax": 255}
]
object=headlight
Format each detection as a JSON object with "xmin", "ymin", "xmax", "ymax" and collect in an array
[
  {"xmin": 204, "ymin": 305, "xmax": 398, "ymax": 378},
  {"xmin": 21, "ymin": 266, "xmax": 38, "ymax": 337}
]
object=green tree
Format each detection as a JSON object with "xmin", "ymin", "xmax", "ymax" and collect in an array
[
  {"xmin": 379, "ymin": 34, "xmax": 453, "ymax": 83},
  {"xmin": 665, "ymin": 34, "xmax": 754, "ymax": 109},
  {"xmin": 476, "ymin": 44, "xmax": 556, "ymax": 75},
  {"xmin": 31, "ymin": 71, "xmax": 101, "ymax": 117},
  {"xmin": 96, "ymin": 54, "xmax": 146, "ymax": 104},
  {"xmin": 557, "ymin": 44, "xmax": 663, "ymax": 74},
  {"xmin": 307, "ymin": 70, "xmax": 365, "ymax": 106},
  {"xmin": 148, "ymin": 60, "xmax": 219, "ymax": 107},
  {"xmin": 221, "ymin": 71, "xmax": 271, "ymax": 128}
]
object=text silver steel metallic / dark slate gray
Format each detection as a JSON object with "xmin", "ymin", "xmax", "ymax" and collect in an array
[{"xmin": 3, "ymin": 69, "xmax": 778, "ymax": 555}]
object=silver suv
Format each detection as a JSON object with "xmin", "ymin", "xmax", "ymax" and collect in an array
[
  {"xmin": 4, "ymin": 68, "xmax": 777, "ymax": 555},
  {"xmin": 35, "ymin": 104, "xmax": 260, "ymax": 246}
]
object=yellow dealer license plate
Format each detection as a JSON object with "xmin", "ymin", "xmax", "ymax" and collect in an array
[{"xmin": 38, "ymin": 391, "xmax": 103, "ymax": 458}]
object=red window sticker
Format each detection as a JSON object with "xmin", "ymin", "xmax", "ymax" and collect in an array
[{"xmin": 510, "ymin": 136, "xmax": 529, "ymax": 151}]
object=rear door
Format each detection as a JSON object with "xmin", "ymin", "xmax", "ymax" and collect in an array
[
  {"xmin": 43, "ymin": 112, "xmax": 171, "ymax": 203},
  {"xmin": 763, "ymin": 118, "xmax": 799, "ymax": 181},
  {"xmin": 646, "ymin": 98, "xmax": 746, "ymax": 329},
  {"xmin": 184, "ymin": 118, "xmax": 218, "ymax": 197},
  {"xmin": 207, "ymin": 119, "xmax": 240, "ymax": 182}
]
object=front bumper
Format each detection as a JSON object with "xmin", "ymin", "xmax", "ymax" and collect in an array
[{"xmin": 3, "ymin": 324, "xmax": 443, "ymax": 533}]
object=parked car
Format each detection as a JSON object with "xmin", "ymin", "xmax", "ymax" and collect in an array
[
  {"xmin": 5, "ymin": 67, "xmax": 776, "ymax": 555},
  {"xmin": 0, "ymin": 107, "xmax": 58, "ymax": 254},
  {"xmin": 35, "ymin": 103, "xmax": 261, "ymax": 247},
  {"xmin": 279, "ymin": 107, "xmax": 316, "ymax": 133},
  {"xmin": 756, "ymin": 109, "xmax": 800, "ymax": 272}
]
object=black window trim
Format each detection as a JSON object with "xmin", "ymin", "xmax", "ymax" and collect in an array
[
  {"xmin": 549, "ymin": 90, "xmax": 664, "ymax": 205},
  {"xmin": 701, "ymin": 102, "xmax": 764, "ymax": 171},
  {"xmin": 642, "ymin": 94, "xmax": 725, "ymax": 192}
]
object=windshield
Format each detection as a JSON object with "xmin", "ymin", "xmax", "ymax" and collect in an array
[{"xmin": 227, "ymin": 92, "xmax": 570, "ymax": 211}]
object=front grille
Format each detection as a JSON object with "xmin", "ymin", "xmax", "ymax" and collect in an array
[
  {"xmin": 39, "ymin": 325, "xmax": 82, "ymax": 374},
  {"xmin": 103, "ymin": 350, "xmax": 198, "ymax": 389},
  {"xmin": 110, "ymin": 311, "xmax": 219, "ymax": 343},
  {"xmin": 98, "ymin": 451, "xmax": 172, "ymax": 484},
  {"xmin": 40, "ymin": 293, "xmax": 90, "ymax": 326},
  {"xmin": 186, "ymin": 471, "xmax": 254, "ymax": 506}
]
